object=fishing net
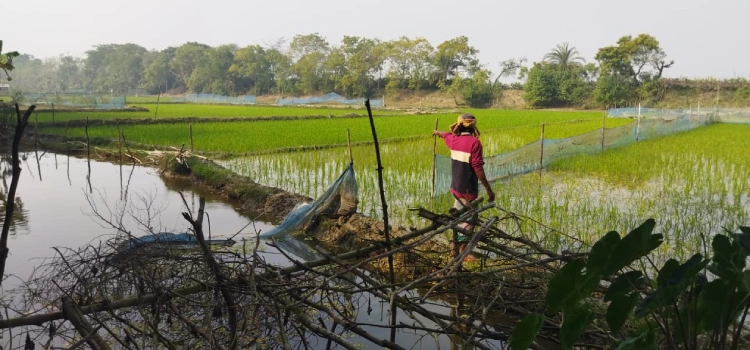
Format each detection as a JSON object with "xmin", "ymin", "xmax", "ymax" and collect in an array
[
  {"xmin": 260, "ymin": 162, "xmax": 358, "ymax": 238},
  {"xmin": 172, "ymin": 93, "xmax": 256, "ymax": 105},
  {"xmin": 276, "ymin": 92, "xmax": 384, "ymax": 107},
  {"xmin": 434, "ymin": 112, "xmax": 714, "ymax": 196},
  {"xmin": 609, "ymin": 107, "xmax": 750, "ymax": 124},
  {"xmin": 16, "ymin": 92, "xmax": 126, "ymax": 109}
]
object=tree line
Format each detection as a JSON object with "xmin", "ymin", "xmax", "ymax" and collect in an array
[{"xmin": 5, "ymin": 33, "xmax": 749, "ymax": 108}]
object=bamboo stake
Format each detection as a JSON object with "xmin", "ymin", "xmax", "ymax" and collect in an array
[
  {"xmin": 85, "ymin": 117, "xmax": 92, "ymax": 194},
  {"xmin": 600, "ymin": 110, "xmax": 606, "ymax": 151},
  {"xmin": 346, "ymin": 128, "xmax": 353, "ymax": 164},
  {"xmin": 539, "ymin": 123, "xmax": 545, "ymax": 179},
  {"xmin": 364, "ymin": 99, "xmax": 397, "ymax": 344},
  {"xmin": 189, "ymin": 123, "xmax": 194, "ymax": 152},
  {"xmin": 431, "ymin": 118, "xmax": 439, "ymax": 197},
  {"xmin": 636, "ymin": 103, "xmax": 641, "ymax": 141},
  {"xmin": 154, "ymin": 86, "xmax": 162, "ymax": 118}
]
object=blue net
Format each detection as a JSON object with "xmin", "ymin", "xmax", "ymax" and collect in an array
[
  {"xmin": 17, "ymin": 92, "xmax": 126, "ymax": 109},
  {"xmin": 260, "ymin": 162, "xmax": 358, "ymax": 238},
  {"xmin": 434, "ymin": 112, "xmax": 714, "ymax": 196},
  {"xmin": 609, "ymin": 107, "xmax": 750, "ymax": 124},
  {"xmin": 172, "ymin": 93, "xmax": 256, "ymax": 105},
  {"xmin": 276, "ymin": 92, "xmax": 384, "ymax": 107}
]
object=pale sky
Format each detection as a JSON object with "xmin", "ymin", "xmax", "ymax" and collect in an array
[{"xmin": 3, "ymin": 0, "xmax": 748, "ymax": 79}]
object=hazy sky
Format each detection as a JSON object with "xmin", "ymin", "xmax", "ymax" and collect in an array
[{"xmin": 3, "ymin": 0, "xmax": 749, "ymax": 79}]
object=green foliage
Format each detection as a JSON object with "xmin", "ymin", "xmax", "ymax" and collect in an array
[
  {"xmin": 433, "ymin": 36, "xmax": 480, "ymax": 84},
  {"xmin": 508, "ymin": 313, "xmax": 544, "ymax": 350},
  {"xmin": 511, "ymin": 219, "xmax": 750, "ymax": 350},
  {"xmin": 523, "ymin": 62, "xmax": 591, "ymax": 107},
  {"xmin": 460, "ymin": 70, "xmax": 494, "ymax": 108},
  {"xmin": 595, "ymin": 34, "xmax": 673, "ymax": 86},
  {"xmin": 594, "ymin": 74, "xmax": 635, "ymax": 107},
  {"xmin": 0, "ymin": 40, "xmax": 20, "ymax": 81}
]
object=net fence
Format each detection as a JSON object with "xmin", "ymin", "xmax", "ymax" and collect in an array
[
  {"xmin": 434, "ymin": 112, "xmax": 714, "ymax": 196},
  {"xmin": 16, "ymin": 92, "xmax": 126, "ymax": 109},
  {"xmin": 277, "ymin": 92, "xmax": 384, "ymax": 107},
  {"xmin": 608, "ymin": 107, "xmax": 750, "ymax": 124},
  {"xmin": 172, "ymin": 93, "xmax": 256, "ymax": 105}
]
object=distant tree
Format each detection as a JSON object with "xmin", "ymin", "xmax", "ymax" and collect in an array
[
  {"xmin": 0, "ymin": 41, "xmax": 20, "ymax": 81},
  {"xmin": 170, "ymin": 42, "xmax": 211, "ymax": 88},
  {"xmin": 290, "ymin": 34, "xmax": 331, "ymax": 94},
  {"xmin": 229, "ymin": 45, "xmax": 274, "ymax": 94},
  {"xmin": 433, "ymin": 36, "xmax": 480, "ymax": 85},
  {"xmin": 493, "ymin": 58, "xmax": 527, "ymax": 87},
  {"xmin": 143, "ymin": 47, "xmax": 178, "ymax": 93},
  {"xmin": 56, "ymin": 55, "xmax": 84, "ymax": 92},
  {"xmin": 523, "ymin": 62, "xmax": 591, "ymax": 107},
  {"xmin": 594, "ymin": 73, "xmax": 635, "ymax": 106},
  {"xmin": 384, "ymin": 37, "xmax": 435, "ymax": 93},
  {"xmin": 595, "ymin": 34, "xmax": 673, "ymax": 86},
  {"xmin": 82, "ymin": 43, "xmax": 148, "ymax": 94},
  {"xmin": 461, "ymin": 69, "xmax": 494, "ymax": 107},
  {"xmin": 544, "ymin": 43, "xmax": 585, "ymax": 70}
]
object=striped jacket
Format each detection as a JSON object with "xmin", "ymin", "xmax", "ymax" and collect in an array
[{"xmin": 440, "ymin": 132, "xmax": 485, "ymax": 200}]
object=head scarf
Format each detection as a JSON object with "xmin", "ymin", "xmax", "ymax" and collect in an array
[{"xmin": 449, "ymin": 113, "xmax": 480, "ymax": 137}]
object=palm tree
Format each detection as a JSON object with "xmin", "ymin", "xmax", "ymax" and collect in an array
[{"xmin": 544, "ymin": 42, "xmax": 585, "ymax": 70}]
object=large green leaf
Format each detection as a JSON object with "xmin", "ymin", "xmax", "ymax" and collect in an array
[
  {"xmin": 508, "ymin": 313, "xmax": 544, "ymax": 350},
  {"xmin": 615, "ymin": 328, "xmax": 657, "ymax": 350},
  {"xmin": 605, "ymin": 271, "xmax": 644, "ymax": 302},
  {"xmin": 606, "ymin": 293, "xmax": 639, "ymax": 333},
  {"xmin": 560, "ymin": 303, "xmax": 595, "ymax": 350},
  {"xmin": 603, "ymin": 219, "xmax": 663, "ymax": 276},
  {"xmin": 635, "ymin": 254, "xmax": 707, "ymax": 317},
  {"xmin": 545, "ymin": 259, "xmax": 586, "ymax": 313},
  {"xmin": 586, "ymin": 230, "xmax": 621, "ymax": 275},
  {"xmin": 709, "ymin": 234, "xmax": 748, "ymax": 282},
  {"xmin": 697, "ymin": 279, "xmax": 748, "ymax": 333}
]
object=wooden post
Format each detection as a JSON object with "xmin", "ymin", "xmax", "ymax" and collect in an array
[
  {"xmin": 431, "ymin": 118, "xmax": 439, "ymax": 197},
  {"xmin": 635, "ymin": 105, "xmax": 641, "ymax": 141},
  {"xmin": 85, "ymin": 117, "xmax": 92, "ymax": 194},
  {"xmin": 601, "ymin": 111, "xmax": 606, "ymax": 151},
  {"xmin": 189, "ymin": 123, "xmax": 194, "ymax": 152},
  {"xmin": 51, "ymin": 102, "xmax": 55, "ymax": 123},
  {"xmin": 346, "ymin": 128, "xmax": 353, "ymax": 164},
  {"xmin": 154, "ymin": 86, "xmax": 162, "ymax": 118},
  {"xmin": 539, "ymin": 123, "xmax": 545, "ymax": 178},
  {"xmin": 364, "ymin": 99, "xmax": 397, "ymax": 345}
]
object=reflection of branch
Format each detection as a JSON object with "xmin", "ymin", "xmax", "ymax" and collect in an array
[
  {"xmin": 179, "ymin": 194, "xmax": 238, "ymax": 350},
  {"xmin": 0, "ymin": 104, "xmax": 35, "ymax": 287}
]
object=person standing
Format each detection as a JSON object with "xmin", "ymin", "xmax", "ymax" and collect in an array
[{"xmin": 433, "ymin": 113, "xmax": 495, "ymax": 259}]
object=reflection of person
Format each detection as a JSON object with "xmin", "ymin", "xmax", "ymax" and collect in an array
[{"xmin": 433, "ymin": 113, "xmax": 495, "ymax": 259}]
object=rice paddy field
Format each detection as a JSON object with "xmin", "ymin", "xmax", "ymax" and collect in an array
[
  {"xmin": 39, "ymin": 109, "xmax": 608, "ymax": 153},
  {"xmin": 35, "ymin": 103, "xmax": 750, "ymax": 258},
  {"xmin": 32, "ymin": 103, "xmax": 391, "ymax": 123}
]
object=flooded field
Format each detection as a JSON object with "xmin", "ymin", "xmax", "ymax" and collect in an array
[{"xmin": 0, "ymin": 153, "xmax": 515, "ymax": 349}]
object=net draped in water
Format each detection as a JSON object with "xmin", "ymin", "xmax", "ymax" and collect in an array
[{"xmin": 260, "ymin": 162, "xmax": 358, "ymax": 238}]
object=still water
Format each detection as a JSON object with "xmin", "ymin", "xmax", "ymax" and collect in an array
[{"xmin": 0, "ymin": 152, "xmax": 501, "ymax": 349}]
